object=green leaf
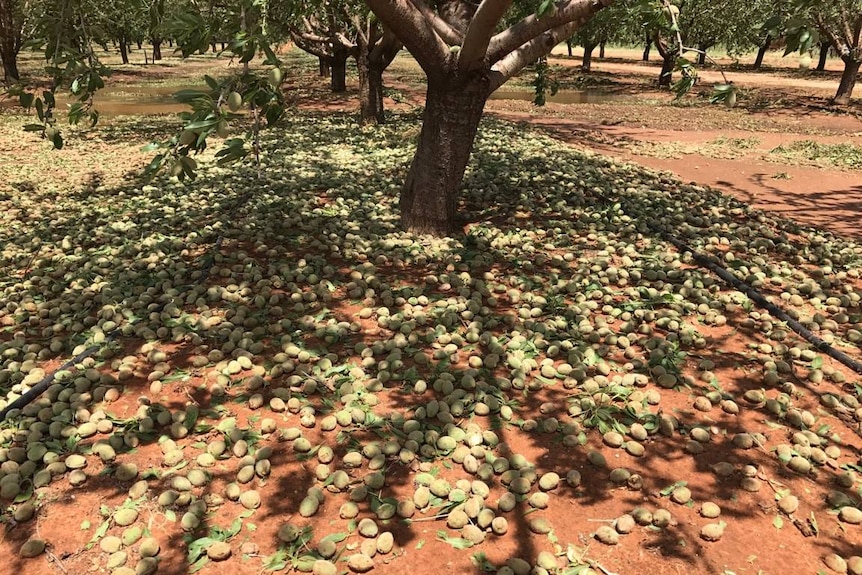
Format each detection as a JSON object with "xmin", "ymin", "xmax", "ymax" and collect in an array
[
  {"xmin": 660, "ymin": 480, "xmax": 687, "ymax": 496},
  {"xmin": 184, "ymin": 405, "xmax": 200, "ymax": 431},
  {"xmin": 320, "ymin": 532, "xmax": 349, "ymax": 545},
  {"xmin": 189, "ymin": 555, "xmax": 209, "ymax": 573},
  {"xmin": 773, "ymin": 515, "xmax": 783, "ymax": 530}
]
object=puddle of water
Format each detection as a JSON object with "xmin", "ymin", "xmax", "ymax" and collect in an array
[
  {"xmin": 489, "ymin": 89, "xmax": 617, "ymax": 105},
  {"xmin": 0, "ymin": 85, "xmax": 208, "ymax": 118}
]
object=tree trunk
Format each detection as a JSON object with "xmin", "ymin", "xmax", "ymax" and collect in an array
[
  {"xmin": 357, "ymin": 53, "xmax": 385, "ymax": 125},
  {"xmin": 581, "ymin": 43, "xmax": 596, "ymax": 72},
  {"xmin": 400, "ymin": 77, "xmax": 488, "ymax": 235},
  {"xmin": 833, "ymin": 57, "xmax": 860, "ymax": 105},
  {"xmin": 221, "ymin": 42, "xmax": 227, "ymax": 50},
  {"xmin": 753, "ymin": 36, "xmax": 770, "ymax": 70},
  {"xmin": 331, "ymin": 50, "xmax": 348, "ymax": 93},
  {"xmin": 319, "ymin": 56, "xmax": 330, "ymax": 77},
  {"xmin": 659, "ymin": 54, "xmax": 675, "ymax": 87},
  {"xmin": 697, "ymin": 44, "xmax": 707, "ymax": 66},
  {"xmin": 643, "ymin": 41, "xmax": 651, "ymax": 61},
  {"xmin": 152, "ymin": 38, "xmax": 162, "ymax": 61},
  {"xmin": 0, "ymin": 51, "xmax": 17, "ymax": 83},
  {"xmin": 599, "ymin": 40, "xmax": 606, "ymax": 59},
  {"xmin": 137, "ymin": 39, "xmax": 143, "ymax": 49},
  {"xmin": 211, "ymin": 42, "xmax": 217, "ymax": 53},
  {"xmin": 119, "ymin": 36, "xmax": 129, "ymax": 65},
  {"xmin": 817, "ymin": 42, "xmax": 829, "ymax": 72},
  {"xmin": 566, "ymin": 39, "xmax": 573, "ymax": 57}
]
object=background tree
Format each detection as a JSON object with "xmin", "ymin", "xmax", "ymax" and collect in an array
[
  {"xmin": 0, "ymin": 0, "xmax": 26, "ymax": 82},
  {"xmin": 801, "ymin": 1, "xmax": 861, "ymax": 104},
  {"xmin": 570, "ymin": 3, "xmax": 631, "ymax": 72}
]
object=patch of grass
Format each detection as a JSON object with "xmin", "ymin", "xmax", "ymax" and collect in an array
[{"xmin": 769, "ymin": 139, "xmax": 862, "ymax": 170}]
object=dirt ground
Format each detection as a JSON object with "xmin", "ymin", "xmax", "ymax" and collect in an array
[{"xmin": 1, "ymin": 45, "xmax": 862, "ymax": 575}]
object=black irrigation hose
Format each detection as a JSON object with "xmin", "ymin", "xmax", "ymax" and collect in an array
[
  {"xmin": 0, "ymin": 234, "xmax": 226, "ymax": 422},
  {"xmin": 585, "ymin": 186, "xmax": 862, "ymax": 376},
  {"xmin": 0, "ymin": 185, "xmax": 262, "ymax": 423},
  {"xmin": 665, "ymin": 234, "xmax": 862, "ymax": 375}
]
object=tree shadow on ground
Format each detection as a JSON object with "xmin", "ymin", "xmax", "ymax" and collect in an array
[{"xmin": 0, "ymin": 111, "xmax": 860, "ymax": 575}]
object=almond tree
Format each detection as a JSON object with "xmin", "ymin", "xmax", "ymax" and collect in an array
[
  {"xmin": 278, "ymin": 0, "xmax": 401, "ymax": 123},
  {"xmin": 0, "ymin": 0, "xmax": 24, "ymax": 82},
  {"xmin": 807, "ymin": 1, "xmax": 861, "ymax": 104},
  {"xmin": 363, "ymin": 0, "xmax": 616, "ymax": 235}
]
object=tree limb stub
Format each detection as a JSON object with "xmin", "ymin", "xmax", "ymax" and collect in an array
[
  {"xmin": 364, "ymin": 0, "xmax": 450, "ymax": 74},
  {"xmin": 458, "ymin": 0, "xmax": 513, "ymax": 71}
]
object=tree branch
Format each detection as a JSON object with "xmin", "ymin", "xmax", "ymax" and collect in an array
[
  {"xmin": 488, "ymin": 20, "xmax": 581, "ymax": 93},
  {"xmin": 369, "ymin": 28, "xmax": 402, "ymax": 66},
  {"xmin": 488, "ymin": 0, "xmax": 615, "ymax": 64},
  {"xmin": 410, "ymin": 0, "xmax": 464, "ymax": 45},
  {"xmin": 816, "ymin": 15, "xmax": 850, "ymax": 59},
  {"xmin": 853, "ymin": 15, "xmax": 862, "ymax": 49},
  {"xmin": 290, "ymin": 30, "xmax": 332, "ymax": 59},
  {"xmin": 458, "ymin": 0, "xmax": 513, "ymax": 71},
  {"xmin": 365, "ymin": 0, "xmax": 449, "ymax": 73}
]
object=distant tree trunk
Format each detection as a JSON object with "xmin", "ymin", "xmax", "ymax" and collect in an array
[
  {"xmin": 566, "ymin": 38, "xmax": 573, "ymax": 57},
  {"xmin": 221, "ymin": 42, "xmax": 227, "ymax": 50},
  {"xmin": 642, "ymin": 38, "xmax": 651, "ymax": 61},
  {"xmin": 119, "ymin": 35, "xmax": 130, "ymax": 65},
  {"xmin": 697, "ymin": 43, "xmax": 708, "ymax": 66},
  {"xmin": 151, "ymin": 37, "xmax": 162, "ymax": 61},
  {"xmin": 654, "ymin": 35, "xmax": 675, "ymax": 87},
  {"xmin": 581, "ymin": 42, "xmax": 597, "ymax": 72},
  {"xmin": 753, "ymin": 35, "xmax": 771, "ymax": 69},
  {"xmin": 400, "ymin": 76, "xmax": 489, "ymax": 235},
  {"xmin": 168, "ymin": 39, "xmax": 173, "ymax": 47},
  {"xmin": 331, "ymin": 49, "xmax": 348, "ymax": 92},
  {"xmin": 319, "ymin": 56, "xmax": 330, "ymax": 76},
  {"xmin": 833, "ymin": 56, "xmax": 860, "ymax": 105},
  {"xmin": 1, "ymin": 0, "xmax": 25, "ymax": 83},
  {"xmin": 136, "ymin": 39, "xmax": 143, "ymax": 49},
  {"xmin": 356, "ymin": 53, "xmax": 385, "ymax": 125},
  {"xmin": 817, "ymin": 42, "xmax": 829, "ymax": 71},
  {"xmin": 659, "ymin": 53, "xmax": 675, "ymax": 86},
  {"xmin": 0, "ymin": 51, "xmax": 17, "ymax": 83},
  {"xmin": 599, "ymin": 40, "xmax": 606, "ymax": 59}
]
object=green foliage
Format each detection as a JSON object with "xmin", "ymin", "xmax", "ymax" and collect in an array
[{"xmin": 531, "ymin": 57, "xmax": 558, "ymax": 106}]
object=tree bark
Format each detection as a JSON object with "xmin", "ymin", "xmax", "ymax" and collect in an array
[
  {"xmin": 599, "ymin": 40, "xmax": 606, "ymax": 59},
  {"xmin": 0, "ymin": 51, "xmax": 17, "ymax": 83},
  {"xmin": 331, "ymin": 49, "xmax": 348, "ymax": 92},
  {"xmin": 152, "ymin": 37, "xmax": 162, "ymax": 61},
  {"xmin": 659, "ymin": 54, "xmax": 675, "ymax": 87},
  {"xmin": 581, "ymin": 42, "xmax": 596, "ymax": 72},
  {"xmin": 817, "ymin": 42, "xmax": 829, "ymax": 71},
  {"xmin": 0, "ymin": 0, "xmax": 20, "ymax": 83},
  {"xmin": 137, "ymin": 39, "xmax": 143, "ymax": 49},
  {"xmin": 357, "ymin": 53, "xmax": 385, "ymax": 125},
  {"xmin": 319, "ymin": 56, "xmax": 330, "ymax": 77},
  {"xmin": 642, "ymin": 38, "xmax": 651, "ymax": 61},
  {"xmin": 753, "ymin": 35, "xmax": 770, "ymax": 70},
  {"xmin": 211, "ymin": 42, "xmax": 217, "ymax": 53},
  {"xmin": 400, "ymin": 76, "xmax": 488, "ymax": 235},
  {"xmin": 119, "ymin": 35, "xmax": 129, "ymax": 65},
  {"xmin": 833, "ymin": 57, "xmax": 860, "ymax": 105},
  {"xmin": 697, "ymin": 43, "xmax": 708, "ymax": 66},
  {"xmin": 566, "ymin": 38, "xmax": 573, "ymax": 57}
]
